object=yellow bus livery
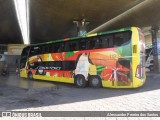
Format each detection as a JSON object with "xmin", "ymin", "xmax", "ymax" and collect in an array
[{"xmin": 20, "ymin": 27, "xmax": 146, "ymax": 88}]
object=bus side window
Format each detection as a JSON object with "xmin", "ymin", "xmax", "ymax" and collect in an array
[
  {"xmin": 122, "ymin": 32, "xmax": 131, "ymax": 45},
  {"xmin": 52, "ymin": 44, "xmax": 56, "ymax": 53},
  {"xmin": 100, "ymin": 36, "xmax": 109, "ymax": 48},
  {"xmin": 99, "ymin": 35, "xmax": 114, "ymax": 48},
  {"xmin": 63, "ymin": 61, "xmax": 76, "ymax": 71},
  {"xmin": 108, "ymin": 36, "xmax": 114, "ymax": 48},
  {"xmin": 44, "ymin": 62, "xmax": 48, "ymax": 67},
  {"xmin": 29, "ymin": 47, "xmax": 34, "ymax": 57},
  {"xmin": 53, "ymin": 43, "xmax": 59, "ymax": 53},
  {"xmin": 42, "ymin": 45, "xmax": 51, "ymax": 54},
  {"xmin": 114, "ymin": 38, "xmax": 123, "ymax": 46},
  {"xmin": 21, "ymin": 46, "xmax": 30, "ymax": 56},
  {"xmin": 79, "ymin": 40, "xmax": 87, "ymax": 50},
  {"xmin": 51, "ymin": 61, "xmax": 62, "ymax": 69},
  {"xmin": 58, "ymin": 43, "xmax": 65, "ymax": 52},
  {"xmin": 88, "ymin": 38, "xmax": 96, "ymax": 49},
  {"xmin": 94, "ymin": 37, "xmax": 102, "ymax": 49},
  {"xmin": 41, "ymin": 46, "xmax": 46, "ymax": 54},
  {"xmin": 70, "ymin": 42, "xmax": 77, "ymax": 51},
  {"xmin": 65, "ymin": 41, "xmax": 78, "ymax": 52},
  {"xmin": 44, "ymin": 46, "xmax": 48, "ymax": 53},
  {"xmin": 52, "ymin": 43, "xmax": 64, "ymax": 53},
  {"xmin": 29, "ymin": 46, "xmax": 41, "ymax": 57},
  {"xmin": 114, "ymin": 32, "xmax": 130, "ymax": 47}
]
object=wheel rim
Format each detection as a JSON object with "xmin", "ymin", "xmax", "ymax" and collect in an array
[
  {"xmin": 77, "ymin": 78, "xmax": 83, "ymax": 86},
  {"xmin": 92, "ymin": 78, "xmax": 99, "ymax": 86},
  {"xmin": 38, "ymin": 70, "xmax": 43, "ymax": 74}
]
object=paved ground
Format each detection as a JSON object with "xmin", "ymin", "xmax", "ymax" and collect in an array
[{"xmin": 0, "ymin": 73, "xmax": 159, "ymax": 120}]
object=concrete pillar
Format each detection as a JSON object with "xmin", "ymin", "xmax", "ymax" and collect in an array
[
  {"xmin": 73, "ymin": 19, "xmax": 89, "ymax": 36},
  {"xmin": 151, "ymin": 26, "xmax": 160, "ymax": 72}
]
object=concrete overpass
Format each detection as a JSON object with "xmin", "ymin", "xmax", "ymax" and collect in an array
[
  {"xmin": 0, "ymin": 0, "xmax": 159, "ymax": 44},
  {"xmin": 0, "ymin": 0, "xmax": 160, "ymax": 72}
]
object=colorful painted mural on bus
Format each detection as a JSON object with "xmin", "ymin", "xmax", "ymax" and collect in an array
[
  {"xmin": 27, "ymin": 41, "xmax": 132, "ymax": 86},
  {"xmin": 20, "ymin": 27, "xmax": 146, "ymax": 88}
]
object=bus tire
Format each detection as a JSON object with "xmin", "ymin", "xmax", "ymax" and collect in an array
[
  {"xmin": 28, "ymin": 72, "xmax": 34, "ymax": 80},
  {"xmin": 89, "ymin": 75, "xmax": 102, "ymax": 88},
  {"xmin": 74, "ymin": 75, "xmax": 87, "ymax": 88},
  {"xmin": 149, "ymin": 65, "xmax": 153, "ymax": 71}
]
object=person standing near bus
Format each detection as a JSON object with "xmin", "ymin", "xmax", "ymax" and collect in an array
[{"xmin": 16, "ymin": 67, "xmax": 20, "ymax": 77}]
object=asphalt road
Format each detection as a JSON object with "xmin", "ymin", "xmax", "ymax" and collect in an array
[{"xmin": 0, "ymin": 73, "xmax": 159, "ymax": 120}]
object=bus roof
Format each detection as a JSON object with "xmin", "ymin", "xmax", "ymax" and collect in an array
[{"xmin": 31, "ymin": 27, "xmax": 132, "ymax": 46}]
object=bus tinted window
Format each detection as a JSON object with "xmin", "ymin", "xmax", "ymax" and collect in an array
[
  {"xmin": 114, "ymin": 32, "xmax": 131, "ymax": 47},
  {"xmin": 42, "ymin": 45, "xmax": 51, "ymax": 54},
  {"xmin": 79, "ymin": 39, "xmax": 87, "ymax": 50},
  {"xmin": 96, "ymin": 32, "xmax": 131, "ymax": 48},
  {"xmin": 29, "ymin": 46, "xmax": 41, "ymax": 57},
  {"xmin": 52, "ymin": 43, "xmax": 64, "ymax": 53},
  {"xmin": 63, "ymin": 61, "xmax": 76, "ymax": 70},
  {"xmin": 100, "ymin": 35, "xmax": 114, "ymax": 48},
  {"xmin": 87, "ymin": 35, "xmax": 114, "ymax": 49},
  {"xmin": 21, "ymin": 46, "xmax": 30, "ymax": 56},
  {"xmin": 94, "ymin": 37, "xmax": 102, "ymax": 49},
  {"xmin": 50, "ymin": 61, "xmax": 62, "ymax": 69},
  {"xmin": 108, "ymin": 35, "xmax": 114, "ymax": 47},
  {"xmin": 65, "ymin": 41, "xmax": 78, "ymax": 52},
  {"xmin": 88, "ymin": 38, "xmax": 96, "ymax": 49}
]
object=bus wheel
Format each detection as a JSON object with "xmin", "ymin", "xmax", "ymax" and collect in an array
[
  {"xmin": 74, "ymin": 75, "xmax": 87, "ymax": 88},
  {"xmin": 149, "ymin": 65, "xmax": 154, "ymax": 71},
  {"xmin": 89, "ymin": 75, "xmax": 102, "ymax": 88},
  {"xmin": 28, "ymin": 72, "xmax": 34, "ymax": 80}
]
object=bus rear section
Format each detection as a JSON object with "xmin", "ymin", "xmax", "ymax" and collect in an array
[
  {"xmin": 101, "ymin": 27, "xmax": 146, "ymax": 88},
  {"xmin": 132, "ymin": 27, "xmax": 146, "ymax": 88}
]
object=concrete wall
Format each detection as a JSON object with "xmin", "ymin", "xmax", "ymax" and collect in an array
[{"xmin": 4, "ymin": 55, "xmax": 20, "ymax": 74}]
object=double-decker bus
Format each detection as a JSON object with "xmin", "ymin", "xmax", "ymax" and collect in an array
[{"xmin": 20, "ymin": 27, "xmax": 146, "ymax": 88}]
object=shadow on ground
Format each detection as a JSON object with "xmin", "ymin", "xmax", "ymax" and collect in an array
[{"xmin": 0, "ymin": 73, "xmax": 159, "ymax": 110}]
